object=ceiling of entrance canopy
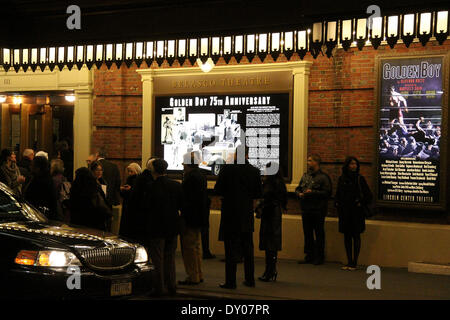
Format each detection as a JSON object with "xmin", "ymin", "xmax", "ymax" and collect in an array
[{"xmin": 1, "ymin": 0, "xmax": 448, "ymax": 48}]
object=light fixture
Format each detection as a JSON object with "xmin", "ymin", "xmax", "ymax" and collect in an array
[
  {"xmin": 176, "ymin": 39, "xmax": 186, "ymax": 66},
  {"xmin": 341, "ymin": 19, "xmax": 353, "ymax": 51},
  {"xmin": 369, "ymin": 16, "xmax": 384, "ymax": 49},
  {"xmin": 211, "ymin": 37, "xmax": 221, "ymax": 64},
  {"xmin": 418, "ymin": 12, "xmax": 433, "ymax": 46},
  {"xmin": 199, "ymin": 37, "xmax": 209, "ymax": 64},
  {"xmin": 234, "ymin": 35, "xmax": 244, "ymax": 63},
  {"xmin": 30, "ymin": 48, "xmax": 38, "ymax": 72},
  {"xmin": 401, "ymin": 14, "xmax": 416, "ymax": 48},
  {"xmin": 125, "ymin": 42, "xmax": 134, "ymax": 68},
  {"xmin": 57, "ymin": 47, "xmax": 65, "ymax": 71},
  {"xmin": 13, "ymin": 49, "xmax": 21, "ymax": 73},
  {"xmin": 188, "ymin": 38, "xmax": 198, "ymax": 66},
  {"xmin": 166, "ymin": 40, "xmax": 175, "ymax": 66},
  {"xmin": 386, "ymin": 16, "xmax": 400, "ymax": 48},
  {"xmin": 95, "ymin": 44, "xmax": 104, "ymax": 69},
  {"xmin": 257, "ymin": 33, "xmax": 268, "ymax": 61},
  {"xmin": 65, "ymin": 94, "xmax": 76, "ymax": 102},
  {"xmin": 283, "ymin": 31, "xmax": 294, "ymax": 60},
  {"xmin": 0, "ymin": 95, "xmax": 6, "ymax": 103},
  {"xmin": 356, "ymin": 18, "xmax": 368, "ymax": 50},
  {"xmin": 47, "ymin": 47, "xmax": 56, "ymax": 71},
  {"xmin": 13, "ymin": 96, "xmax": 23, "ymax": 105},
  {"xmin": 245, "ymin": 34, "xmax": 256, "ymax": 62},
  {"xmin": 270, "ymin": 32, "xmax": 281, "ymax": 61},
  {"xmin": 196, "ymin": 57, "xmax": 214, "ymax": 73},
  {"xmin": 144, "ymin": 42, "xmax": 154, "ymax": 68},
  {"xmin": 296, "ymin": 30, "xmax": 308, "ymax": 60},
  {"xmin": 435, "ymin": 11, "xmax": 449, "ymax": 45},
  {"xmin": 38, "ymin": 47, "xmax": 47, "ymax": 72},
  {"xmin": 85, "ymin": 45, "xmax": 95, "ymax": 69},
  {"xmin": 75, "ymin": 45, "xmax": 85, "ymax": 70},
  {"xmin": 105, "ymin": 44, "xmax": 114, "ymax": 69},
  {"xmin": 325, "ymin": 21, "xmax": 337, "ymax": 57},
  {"xmin": 222, "ymin": 36, "xmax": 232, "ymax": 64},
  {"xmin": 310, "ymin": 22, "xmax": 323, "ymax": 58}
]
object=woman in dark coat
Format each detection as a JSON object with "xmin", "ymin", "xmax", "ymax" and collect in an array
[
  {"xmin": 23, "ymin": 156, "xmax": 58, "ymax": 220},
  {"xmin": 335, "ymin": 156, "xmax": 373, "ymax": 271},
  {"xmin": 257, "ymin": 163, "xmax": 287, "ymax": 282},
  {"xmin": 119, "ymin": 162, "xmax": 142, "ymax": 238},
  {"xmin": 69, "ymin": 167, "xmax": 112, "ymax": 232}
]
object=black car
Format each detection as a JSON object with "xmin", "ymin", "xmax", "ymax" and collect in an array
[{"xmin": 0, "ymin": 183, "xmax": 154, "ymax": 299}]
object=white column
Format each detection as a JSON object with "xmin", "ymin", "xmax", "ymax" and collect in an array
[
  {"xmin": 73, "ymin": 89, "xmax": 93, "ymax": 173},
  {"xmin": 290, "ymin": 62, "xmax": 312, "ymax": 191},
  {"xmin": 141, "ymin": 73, "xmax": 154, "ymax": 169}
]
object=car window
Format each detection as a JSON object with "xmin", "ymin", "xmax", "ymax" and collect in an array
[{"xmin": 0, "ymin": 188, "xmax": 48, "ymax": 223}]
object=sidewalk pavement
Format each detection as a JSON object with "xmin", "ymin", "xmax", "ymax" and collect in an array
[{"xmin": 174, "ymin": 252, "xmax": 450, "ymax": 300}]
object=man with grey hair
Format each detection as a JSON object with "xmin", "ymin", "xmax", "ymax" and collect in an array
[
  {"xmin": 18, "ymin": 148, "xmax": 34, "ymax": 184},
  {"xmin": 295, "ymin": 154, "xmax": 332, "ymax": 266}
]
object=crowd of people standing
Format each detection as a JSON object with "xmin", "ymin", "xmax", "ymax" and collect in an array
[{"xmin": 0, "ymin": 144, "xmax": 373, "ymax": 296}]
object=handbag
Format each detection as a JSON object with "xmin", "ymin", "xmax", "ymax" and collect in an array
[{"xmin": 357, "ymin": 175, "xmax": 375, "ymax": 218}]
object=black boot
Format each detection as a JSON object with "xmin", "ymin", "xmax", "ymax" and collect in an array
[{"xmin": 258, "ymin": 251, "xmax": 277, "ymax": 282}]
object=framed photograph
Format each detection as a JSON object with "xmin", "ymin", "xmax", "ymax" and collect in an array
[{"xmin": 375, "ymin": 53, "xmax": 449, "ymax": 209}]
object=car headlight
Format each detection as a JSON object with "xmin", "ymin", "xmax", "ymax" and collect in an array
[
  {"xmin": 15, "ymin": 250, "xmax": 81, "ymax": 267},
  {"xmin": 134, "ymin": 246, "xmax": 148, "ymax": 264}
]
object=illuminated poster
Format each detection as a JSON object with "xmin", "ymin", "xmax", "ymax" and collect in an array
[
  {"xmin": 378, "ymin": 56, "xmax": 444, "ymax": 204},
  {"xmin": 154, "ymin": 93, "xmax": 289, "ymax": 176}
]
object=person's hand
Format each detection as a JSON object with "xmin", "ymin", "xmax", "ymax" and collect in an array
[
  {"xmin": 120, "ymin": 184, "xmax": 131, "ymax": 191},
  {"xmin": 17, "ymin": 175, "xmax": 26, "ymax": 184}
]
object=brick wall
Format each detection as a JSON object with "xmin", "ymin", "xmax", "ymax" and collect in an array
[{"xmin": 92, "ymin": 40, "xmax": 449, "ymax": 221}]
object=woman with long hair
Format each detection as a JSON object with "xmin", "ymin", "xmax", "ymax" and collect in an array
[
  {"xmin": 0, "ymin": 149, "xmax": 25, "ymax": 195},
  {"xmin": 70, "ymin": 167, "xmax": 112, "ymax": 231},
  {"xmin": 257, "ymin": 162, "xmax": 287, "ymax": 282},
  {"xmin": 335, "ymin": 156, "xmax": 373, "ymax": 271}
]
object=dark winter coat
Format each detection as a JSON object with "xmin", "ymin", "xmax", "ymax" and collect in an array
[
  {"xmin": 24, "ymin": 173, "xmax": 58, "ymax": 220},
  {"xmin": 181, "ymin": 168, "xmax": 209, "ymax": 229},
  {"xmin": 295, "ymin": 169, "xmax": 332, "ymax": 215},
  {"xmin": 119, "ymin": 174, "xmax": 138, "ymax": 239},
  {"xmin": 335, "ymin": 173, "xmax": 372, "ymax": 234},
  {"xmin": 69, "ymin": 168, "xmax": 113, "ymax": 232},
  {"xmin": 142, "ymin": 175, "xmax": 183, "ymax": 240},
  {"xmin": 214, "ymin": 163, "xmax": 262, "ymax": 240},
  {"xmin": 258, "ymin": 178, "xmax": 287, "ymax": 251},
  {"xmin": 98, "ymin": 158, "xmax": 121, "ymax": 206}
]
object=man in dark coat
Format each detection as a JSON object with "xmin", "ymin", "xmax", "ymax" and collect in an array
[
  {"xmin": 128, "ymin": 158, "xmax": 155, "ymax": 242},
  {"xmin": 17, "ymin": 149, "xmax": 34, "ymax": 184},
  {"xmin": 214, "ymin": 150, "xmax": 262, "ymax": 289},
  {"xmin": 143, "ymin": 158, "xmax": 183, "ymax": 296},
  {"xmin": 178, "ymin": 152, "xmax": 209, "ymax": 285},
  {"xmin": 295, "ymin": 154, "xmax": 332, "ymax": 265}
]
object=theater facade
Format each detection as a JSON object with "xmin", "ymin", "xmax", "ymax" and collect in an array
[{"xmin": 0, "ymin": 2, "xmax": 449, "ymax": 268}]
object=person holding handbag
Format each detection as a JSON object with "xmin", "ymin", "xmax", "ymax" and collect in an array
[
  {"xmin": 256, "ymin": 162, "xmax": 287, "ymax": 282},
  {"xmin": 335, "ymin": 156, "xmax": 373, "ymax": 271}
]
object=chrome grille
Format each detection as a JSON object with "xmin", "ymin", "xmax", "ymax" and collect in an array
[{"xmin": 80, "ymin": 247, "xmax": 135, "ymax": 270}]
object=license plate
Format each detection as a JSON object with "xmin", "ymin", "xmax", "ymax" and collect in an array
[{"xmin": 111, "ymin": 281, "xmax": 132, "ymax": 296}]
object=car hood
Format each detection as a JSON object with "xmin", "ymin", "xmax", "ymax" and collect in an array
[{"xmin": 0, "ymin": 220, "xmax": 134, "ymax": 251}]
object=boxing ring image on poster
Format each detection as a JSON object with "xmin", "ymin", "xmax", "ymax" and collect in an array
[{"xmin": 377, "ymin": 55, "xmax": 446, "ymax": 205}]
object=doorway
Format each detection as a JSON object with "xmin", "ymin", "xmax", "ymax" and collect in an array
[{"xmin": 0, "ymin": 92, "xmax": 75, "ymax": 180}]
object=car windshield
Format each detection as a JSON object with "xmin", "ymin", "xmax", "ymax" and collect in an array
[{"xmin": 0, "ymin": 186, "xmax": 48, "ymax": 223}]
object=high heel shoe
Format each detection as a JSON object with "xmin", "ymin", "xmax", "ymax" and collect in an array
[{"xmin": 258, "ymin": 272, "xmax": 277, "ymax": 282}]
